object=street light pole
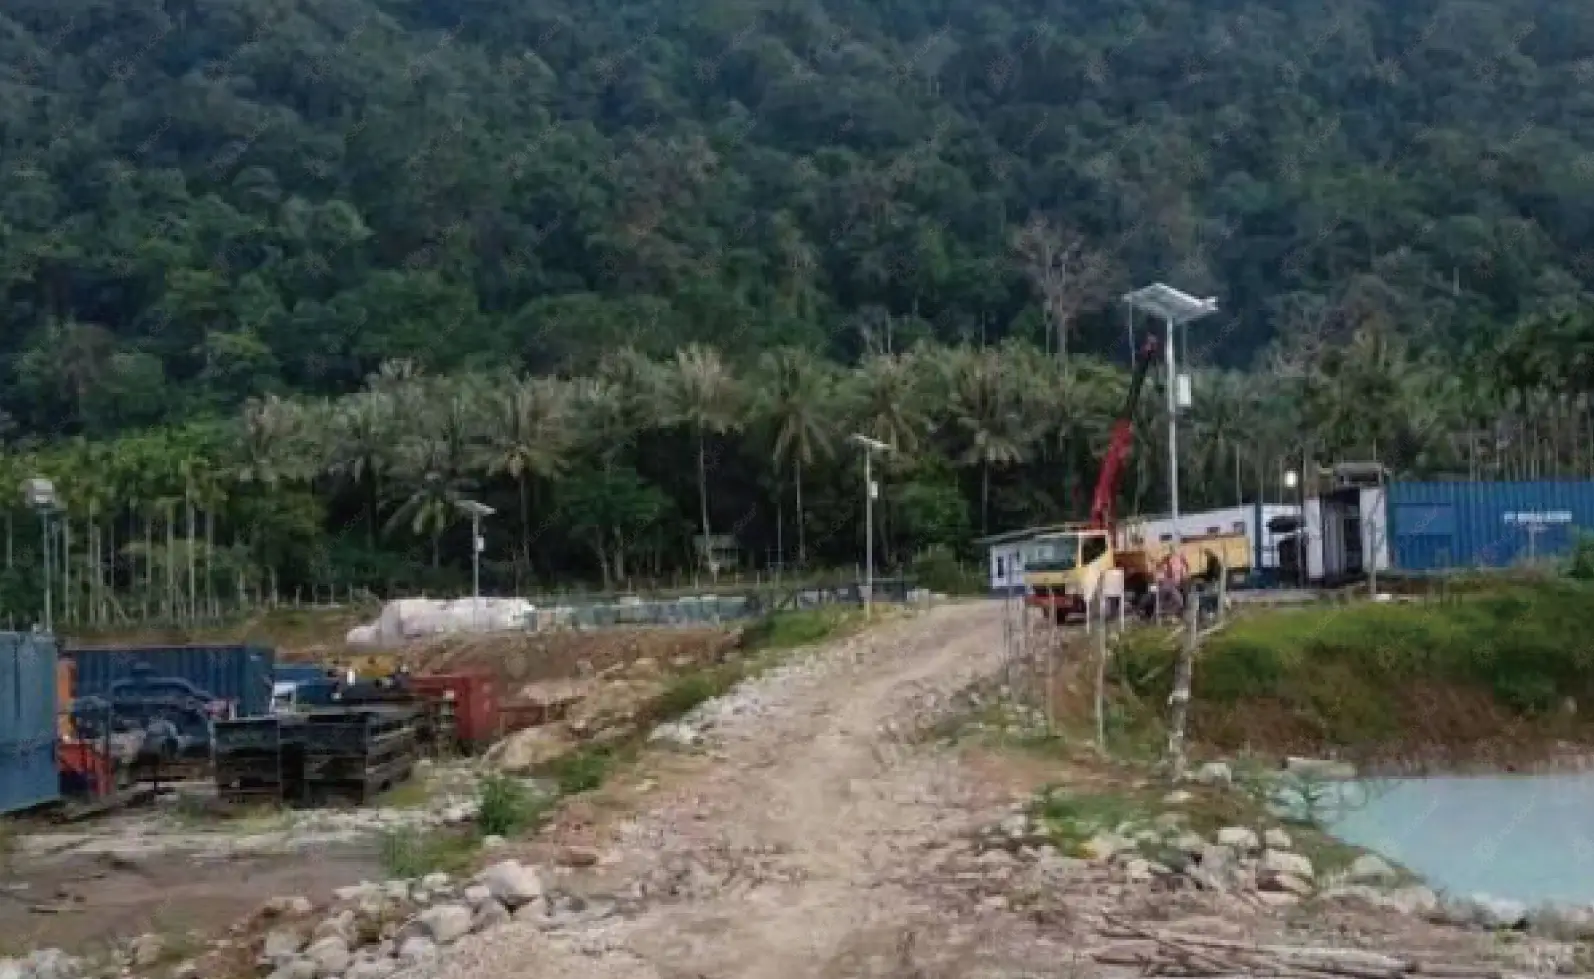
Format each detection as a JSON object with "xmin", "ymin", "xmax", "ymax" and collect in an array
[
  {"xmin": 1164, "ymin": 314, "xmax": 1180, "ymax": 548},
  {"xmin": 1122, "ymin": 284, "xmax": 1219, "ymax": 570},
  {"xmin": 39, "ymin": 511, "xmax": 52, "ymax": 635},
  {"xmin": 849, "ymin": 434, "xmax": 889, "ymax": 619},
  {"xmin": 867, "ymin": 449, "xmax": 879, "ymax": 618},
  {"xmin": 456, "ymin": 499, "xmax": 495, "ymax": 630},
  {"xmin": 22, "ymin": 477, "xmax": 58, "ymax": 635}
]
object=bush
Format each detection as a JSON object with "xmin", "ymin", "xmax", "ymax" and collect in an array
[
  {"xmin": 476, "ymin": 773, "xmax": 544, "ymax": 838},
  {"xmin": 909, "ymin": 546, "xmax": 984, "ymax": 596},
  {"xmin": 1569, "ymin": 530, "xmax": 1594, "ymax": 580}
]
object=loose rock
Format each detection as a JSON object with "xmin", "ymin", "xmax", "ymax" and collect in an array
[
  {"xmin": 344, "ymin": 959, "xmax": 398, "ymax": 979},
  {"xmin": 397, "ymin": 936, "xmax": 438, "ymax": 966},
  {"xmin": 1346, "ymin": 852, "xmax": 1399, "ymax": 885},
  {"xmin": 1194, "ymin": 761, "xmax": 1233, "ymax": 785},
  {"xmin": 1260, "ymin": 848, "xmax": 1314, "ymax": 881},
  {"xmin": 477, "ymin": 860, "xmax": 544, "ymax": 908},
  {"xmin": 1216, "ymin": 826, "xmax": 1260, "ymax": 852},
  {"xmin": 262, "ymin": 927, "xmax": 306, "ymax": 961},
  {"xmin": 473, "ymin": 898, "xmax": 511, "ymax": 932},
  {"xmin": 129, "ymin": 933, "xmax": 164, "ymax": 967},
  {"xmin": 304, "ymin": 936, "xmax": 351, "ymax": 977},
  {"xmin": 418, "ymin": 903, "xmax": 473, "ymax": 944},
  {"xmin": 1263, "ymin": 827, "xmax": 1292, "ymax": 851}
]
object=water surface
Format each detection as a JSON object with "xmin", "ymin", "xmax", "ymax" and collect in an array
[{"xmin": 1322, "ymin": 772, "xmax": 1594, "ymax": 905}]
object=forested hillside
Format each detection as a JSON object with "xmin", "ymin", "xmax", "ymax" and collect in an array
[{"xmin": 2, "ymin": 0, "xmax": 1594, "ymax": 618}]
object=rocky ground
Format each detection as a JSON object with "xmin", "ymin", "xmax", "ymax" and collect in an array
[
  {"xmin": 8, "ymin": 601, "xmax": 1589, "ymax": 979},
  {"xmin": 243, "ymin": 600, "xmax": 1579, "ymax": 979}
]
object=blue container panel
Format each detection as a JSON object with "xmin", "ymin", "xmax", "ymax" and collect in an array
[
  {"xmin": 0, "ymin": 633, "xmax": 60, "ymax": 815},
  {"xmin": 274, "ymin": 664, "xmax": 331, "ymax": 685},
  {"xmin": 66, "ymin": 644, "xmax": 276, "ymax": 718},
  {"xmin": 1388, "ymin": 480, "xmax": 1594, "ymax": 571}
]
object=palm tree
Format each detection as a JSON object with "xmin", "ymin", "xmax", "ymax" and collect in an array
[
  {"xmin": 657, "ymin": 345, "xmax": 741, "ymax": 575},
  {"xmin": 385, "ymin": 392, "xmax": 483, "ymax": 568},
  {"xmin": 329, "ymin": 392, "xmax": 395, "ymax": 546},
  {"xmin": 847, "ymin": 351, "xmax": 930, "ymax": 457},
  {"xmin": 755, "ymin": 348, "xmax": 835, "ymax": 567},
  {"xmin": 486, "ymin": 376, "xmax": 573, "ymax": 581},
  {"xmin": 939, "ymin": 345, "xmax": 1036, "ymax": 533}
]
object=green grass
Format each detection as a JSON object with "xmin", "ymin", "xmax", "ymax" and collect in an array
[
  {"xmin": 475, "ymin": 773, "xmax": 549, "ymax": 837},
  {"xmin": 378, "ymin": 826, "xmax": 481, "ymax": 878},
  {"xmin": 1114, "ymin": 580, "xmax": 1594, "ymax": 752},
  {"xmin": 738, "ymin": 608, "xmax": 864, "ymax": 653}
]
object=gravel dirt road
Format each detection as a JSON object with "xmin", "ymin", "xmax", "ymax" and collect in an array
[{"xmin": 414, "ymin": 600, "xmax": 1081, "ymax": 978}]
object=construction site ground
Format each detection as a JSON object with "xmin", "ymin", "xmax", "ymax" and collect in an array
[
  {"xmin": 420, "ymin": 601, "xmax": 1548, "ymax": 979},
  {"xmin": 1, "ymin": 624, "xmax": 745, "ymax": 966},
  {"xmin": 7, "ymin": 602, "xmax": 1573, "ymax": 977}
]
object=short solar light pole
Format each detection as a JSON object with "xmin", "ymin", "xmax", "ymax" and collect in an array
[
  {"xmin": 457, "ymin": 499, "xmax": 495, "ymax": 628},
  {"xmin": 849, "ymin": 434, "xmax": 890, "ymax": 619},
  {"xmin": 22, "ymin": 477, "xmax": 59, "ymax": 634}
]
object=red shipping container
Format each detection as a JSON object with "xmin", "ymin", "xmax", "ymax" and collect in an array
[{"xmin": 408, "ymin": 673, "xmax": 498, "ymax": 749}]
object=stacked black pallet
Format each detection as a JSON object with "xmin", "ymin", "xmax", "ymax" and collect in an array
[
  {"xmin": 213, "ymin": 715, "xmax": 305, "ymax": 805},
  {"xmin": 300, "ymin": 704, "xmax": 421, "ymax": 806}
]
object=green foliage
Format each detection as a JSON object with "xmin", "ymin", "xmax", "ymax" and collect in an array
[
  {"xmin": 739, "ymin": 609, "xmax": 861, "ymax": 652},
  {"xmin": 6, "ymin": 0, "xmax": 1594, "ymax": 618},
  {"xmin": 1568, "ymin": 531, "xmax": 1594, "ymax": 581},
  {"xmin": 546, "ymin": 747, "xmax": 618, "ymax": 796},
  {"xmin": 1117, "ymin": 582, "xmax": 1594, "ymax": 749},
  {"xmin": 476, "ymin": 774, "xmax": 546, "ymax": 838},
  {"xmin": 378, "ymin": 827, "xmax": 479, "ymax": 878},
  {"xmin": 655, "ymin": 671, "xmax": 731, "ymax": 720},
  {"xmin": 909, "ymin": 546, "xmax": 984, "ymax": 596}
]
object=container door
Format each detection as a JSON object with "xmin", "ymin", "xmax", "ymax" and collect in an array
[{"xmin": 0, "ymin": 636, "xmax": 59, "ymax": 815}]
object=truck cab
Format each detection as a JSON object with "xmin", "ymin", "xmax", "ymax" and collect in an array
[{"xmin": 1023, "ymin": 528, "xmax": 1115, "ymax": 621}]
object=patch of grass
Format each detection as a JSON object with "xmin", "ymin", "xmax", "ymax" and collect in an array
[
  {"xmin": 738, "ymin": 608, "xmax": 863, "ymax": 653},
  {"xmin": 1114, "ymin": 580, "xmax": 1594, "ymax": 754},
  {"xmin": 476, "ymin": 773, "xmax": 548, "ymax": 837},
  {"xmin": 545, "ymin": 744, "xmax": 626, "ymax": 795},
  {"xmin": 378, "ymin": 826, "xmax": 480, "ymax": 878},
  {"xmin": 375, "ymin": 776, "xmax": 435, "ymax": 810},
  {"xmin": 655, "ymin": 667, "xmax": 736, "ymax": 719}
]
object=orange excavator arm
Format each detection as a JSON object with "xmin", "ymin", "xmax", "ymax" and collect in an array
[{"xmin": 1089, "ymin": 333, "xmax": 1161, "ymax": 530}]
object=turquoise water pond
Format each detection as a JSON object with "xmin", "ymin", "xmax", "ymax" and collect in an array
[{"xmin": 1319, "ymin": 773, "xmax": 1594, "ymax": 905}]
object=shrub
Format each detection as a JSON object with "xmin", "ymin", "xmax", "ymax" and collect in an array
[{"xmin": 476, "ymin": 773, "xmax": 544, "ymax": 838}]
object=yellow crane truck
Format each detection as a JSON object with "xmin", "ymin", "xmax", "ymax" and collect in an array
[{"xmin": 1021, "ymin": 332, "xmax": 1251, "ymax": 623}]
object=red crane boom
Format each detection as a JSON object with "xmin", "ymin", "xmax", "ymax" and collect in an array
[{"xmin": 1088, "ymin": 333, "xmax": 1160, "ymax": 530}]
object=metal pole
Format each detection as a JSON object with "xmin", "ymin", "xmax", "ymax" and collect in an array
[
  {"xmin": 40, "ymin": 512, "xmax": 52, "ymax": 634},
  {"xmin": 471, "ymin": 512, "xmax": 482, "ymax": 615},
  {"xmin": 1165, "ymin": 315, "xmax": 1180, "ymax": 548},
  {"xmin": 864, "ymin": 449, "xmax": 874, "ymax": 619}
]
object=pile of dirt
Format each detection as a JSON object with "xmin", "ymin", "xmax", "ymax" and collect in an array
[{"xmin": 403, "ymin": 627, "xmax": 739, "ymax": 689}]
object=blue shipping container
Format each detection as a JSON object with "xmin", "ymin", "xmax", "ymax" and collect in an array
[
  {"xmin": 0, "ymin": 633, "xmax": 61, "ymax": 815},
  {"xmin": 1387, "ymin": 480, "xmax": 1594, "ymax": 571},
  {"xmin": 66, "ymin": 644, "xmax": 276, "ymax": 718},
  {"xmin": 274, "ymin": 663, "xmax": 332, "ymax": 686}
]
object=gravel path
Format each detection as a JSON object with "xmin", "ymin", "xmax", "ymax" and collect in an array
[{"xmin": 411, "ymin": 600, "xmax": 1079, "ymax": 979}]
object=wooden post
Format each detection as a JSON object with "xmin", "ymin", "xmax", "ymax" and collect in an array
[
  {"xmin": 1165, "ymin": 582, "xmax": 1199, "ymax": 781},
  {"xmin": 1094, "ymin": 585, "xmax": 1110, "ymax": 753},
  {"xmin": 1216, "ymin": 556, "xmax": 1228, "ymax": 623}
]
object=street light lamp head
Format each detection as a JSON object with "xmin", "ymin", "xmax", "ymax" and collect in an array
[
  {"xmin": 848, "ymin": 433, "xmax": 890, "ymax": 452},
  {"xmin": 456, "ymin": 499, "xmax": 496, "ymax": 518},
  {"xmin": 22, "ymin": 477, "xmax": 57, "ymax": 511}
]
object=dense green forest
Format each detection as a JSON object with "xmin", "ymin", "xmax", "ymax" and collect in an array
[{"xmin": 3, "ymin": 0, "xmax": 1594, "ymax": 622}]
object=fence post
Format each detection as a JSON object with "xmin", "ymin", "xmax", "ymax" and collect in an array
[{"xmin": 1165, "ymin": 583, "xmax": 1199, "ymax": 782}]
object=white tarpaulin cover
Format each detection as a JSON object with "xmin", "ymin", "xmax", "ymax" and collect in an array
[{"xmin": 345, "ymin": 597, "xmax": 535, "ymax": 648}]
